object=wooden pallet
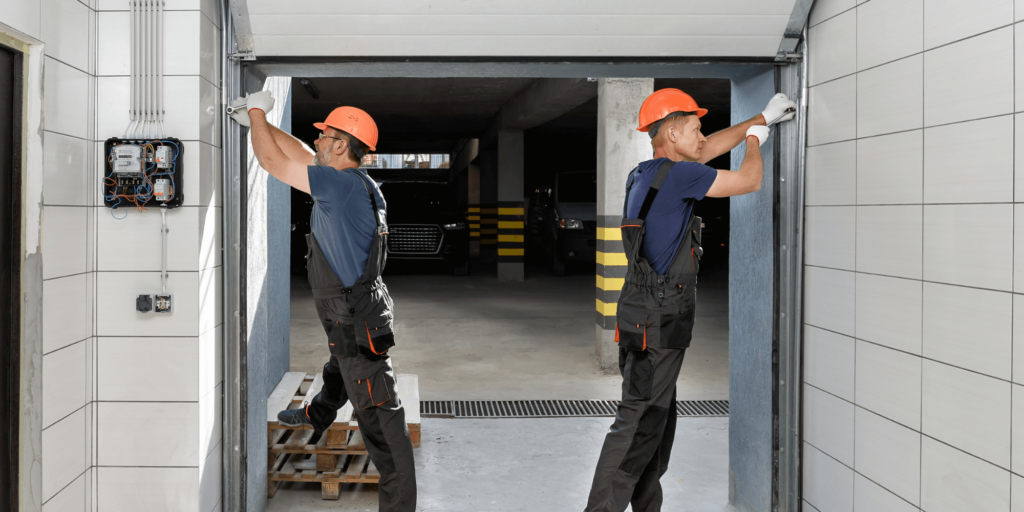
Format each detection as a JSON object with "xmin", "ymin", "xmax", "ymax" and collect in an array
[{"xmin": 267, "ymin": 371, "xmax": 420, "ymax": 500}]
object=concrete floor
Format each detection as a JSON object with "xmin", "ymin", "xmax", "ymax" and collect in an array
[{"xmin": 270, "ymin": 262, "xmax": 732, "ymax": 511}]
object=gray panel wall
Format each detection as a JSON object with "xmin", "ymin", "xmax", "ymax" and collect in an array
[{"xmin": 728, "ymin": 68, "xmax": 776, "ymax": 512}]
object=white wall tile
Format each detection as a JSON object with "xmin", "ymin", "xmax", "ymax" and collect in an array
[
  {"xmin": 194, "ymin": 142, "xmax": 221, "ymax": 208},
  {"xmin": 924, "ymin": 115, "xmax": 1013, "ymax": 203},
  {"xmin": 198, "ymin": 326, "xmax": 221, "ymax": 396},
  {"xmin": 924, "ymin": 27, "xmax": 1014, "ymax": 127},
  {"xmin": 43, "ymin": 471, "xmax": 85, "ymax": 512},
  {"xmin": 857, "ymin": 55, "xmax": 924, "ymax": 138},
  {"xmin": 43, "ymin": 274, "xmax": 90, "ymax": 354},
  {"xmin": 805, "ymin": 206, "xmax": 856, "ymax": 270},
  {"xmin": 809, "ymin": 10, "xmax": 857, "ymax": 86},
  {"xmin": 922, "ymin": 360, "xmax": 1011, "ymax": 468},
  {"xmin": 856, "ymin": 340, "xmax": 921, "ymax": 429},
  {"xmin": 924, "ymin": 0, "xmax": 1013, "ymax": 50},
  {"xmin": 97, "ymin": 206, "xmax": 200, "ymax": 271},
  {"xmin": 854, "ymin": 407, "xmax": 921, "ymax": 505},
  {"xmin": 43, "ymin": 131, "xmax": 91, "ymax": 206},
  {"xmin": 1015, "ymin": 296, "xmax": 1024, "ymax": 385},
  {"xmin": 854, "ymin": 472, "xmax": 918, "ymax": 512},
  {"xmin": 199, "ymin": 207, "xmax": 221, "ymax": 270},
  {"xmin": 804, "ymin": 266, "xmax": 856, "ymax": 336},
  {"xmin": 96, "ymin": 271, "xmax": 199, "ymax": 336},
  {"xmin": 199, "ymin": 14, "xmax": 219, "ymax": 86},
  {"xmin": 96, "ymin": 11, "xmax": 129, "ymax": 76},
  {"xmin": 1013, "ymin": 385, "xmax": 1024, "ymax": 474},
  {"xmin": 1015, "ymin": 115, "xmax": 1024, "ymax": 201},
  {"xmin": 809, "ymin": 75, "xmax": 857, "ymax": 146},
  {"xmin": 810, "ymin": 0, "xmax": 856, "ymax": 27},
  {"xmin": 923, "ymin": 204, "xmax": 1013, "ymax": 291},
  {"xmin": 803, "ymin": 443, "xmax": 854, "ymax": 512},
  {"xmin": 43, "ymin": 206, "xmax": 88, "ymax": 279},
  {"xmin": 199, "ymin": 383, "xmax": 221, "ymax": 459},
  {"xmin": 1017, "ymin": 24, "xmax": 1024, "ymax": 112},
  {"xmin": 96, "ymin": 76, "xmax": 130, "ymax": 139},
  {"xmin": 855, "ymin": 273, "xmax": 922, "ymax": 354},
  {"xmin": 856, "ymin": 205, "xmax": 922, "ymax": 279},
  {"xmin": 1014, "ymin": 473, "xmax": 1024, "ymax": 512},
  {"xmin": 164, "ymin": 76, "xmax": 202, "ymax": 142},
  {"xmin": 804, "ymin": 325, "xmax": 855, "ymax": 401},
  {"xmin": 921, "ymin": 436, "xmax": 1010, "ymax": 512},
  {"xmin": 97, "ymin": 337, "xmax": 199, "ymax": 401},
  {"xmin": 806, "ymin": 141, "xmax": 856, "ymax": 206},
  {"xmin": 857, "ymin": 0, "xmax": 924, "ymax": 71},
  {"xmin": 200, "ymin": 76, "xmax": 220, "ymax": 146},
  {"xmin": 98, "ymin": 402, "xmax": 199, "ymax": 466},
  {"xmin": 44, "ymin": 58, "xmax": 91, "ymax": 140},
  {"xmin": 923, "ymin": 282, "xmax": 1012, "ymax": 379},
  {"xmin": 857, "ymin": 130, "xmax": 923, "ymax": 205},
  {"xmin": 1015, "ymin": 205, "xmax": 1024, "ymax": 293},
  {"xmin": 1, "ymin": 0, "xmax": 41, "ymax": 39},
  {"xmin": 804, "ymin": 384, "xmax": 855, "ymax": 466},
  {"xmin": 42, "ymin": 408, "xmax": 86, "ymax": 502},
  {"xmin": 97, "ymin": 467, "xmax": 200, "ymax": 512},
  {"xmin": 164, "ymin": 11, "xmax": 202, "ymax": 76},
  {"xmin": 199, "ymin": 442, "xmax": 221, "ymax": 512},
  {"xmin": 40, "ymin": 0, "xmax": 91, "ymax": 73},
  {"xmin": 43, "ymin": 340, "xmax": 87, "ymax": 429},
  {"xmin": 198, "ymin": 265, "xmax": 222, "ymax": 335}
]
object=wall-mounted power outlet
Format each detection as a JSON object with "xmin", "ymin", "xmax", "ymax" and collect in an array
[
  {"xmin": 137, "ymin": 294, "xmax": 153, "ymax": 313},
  {"xmin": 154, "ymin": 294, "xmax": 173, "ymax": 313}
]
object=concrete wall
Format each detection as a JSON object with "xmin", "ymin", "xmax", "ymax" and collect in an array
[
  {"xmin": 728, "ymin": 69, "xmax": 776, "ymax": 512},
  {"xmin": 802, "ymin": 1, "xmax": 1024, "ymax": 510},
  {"xmin": 1, "ymin": 0, "xmax": 225, "ymax": 510},
  {"xmin": 243, "ymin": 75, "xmax": 292, "ymax": 512}
]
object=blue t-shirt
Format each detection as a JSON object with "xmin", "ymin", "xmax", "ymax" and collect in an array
[
  {"xmin": 624, "ymin": 158, "xmax": 718, "ymax": 275},
  {"xmin": 308, "ymin": 166, "xmax": 386, "ymax": 286}
]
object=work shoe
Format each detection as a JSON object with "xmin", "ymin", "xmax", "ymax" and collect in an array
[{"xmin": 277, "ymin": 406, "xmax": 313, "ymax": 428}]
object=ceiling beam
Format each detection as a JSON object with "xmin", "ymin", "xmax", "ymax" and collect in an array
[{"xmin": 480, "ymin": 77, "xmax": 597, "ymax": 147}]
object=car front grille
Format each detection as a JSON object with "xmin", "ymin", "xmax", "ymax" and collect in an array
[{"xmin": 387, "ymin": 224, "xmax": 443, "ymax": 254}]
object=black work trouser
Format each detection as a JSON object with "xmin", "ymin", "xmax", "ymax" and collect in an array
[
  {"xmin": 585, "ymin": 346, "xmax": 685, "ymax": 512},
  {"xmin": 309, "ymin": 354, "xmax": 417, "ymax": 512}
]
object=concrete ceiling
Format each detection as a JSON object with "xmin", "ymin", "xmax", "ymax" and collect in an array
[{"xmin": 290, "ymin": 77, "xmax": 731, "ymax": 154}]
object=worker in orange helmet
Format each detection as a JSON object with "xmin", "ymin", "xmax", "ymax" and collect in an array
[
  {"xmin": 232, "ymin": 91, "xmax": 416, "ymax": 511},
  {"xmin": 584, "ymin": 88, "xmax": 796, "ymax": 512}
]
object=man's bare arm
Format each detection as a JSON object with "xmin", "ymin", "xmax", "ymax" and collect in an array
[
  {"xmin": 250, "ymin": 111, "xmax": 311, "ymax": 194},
  {"xmin": 266, "ymin": 123, "xmax": 315, "ymax": 166},
  {"xmin": 699, "ymin": 115, "xmax": 765, "ymax": 164},
  {"xmin": 705, "ymin": 135, "xmax": 763, "ymax": 198}
]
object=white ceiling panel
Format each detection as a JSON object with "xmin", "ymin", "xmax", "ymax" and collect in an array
[{"xmin": 246, "ymin": 0, "xmax": 800, "ymax": 57}]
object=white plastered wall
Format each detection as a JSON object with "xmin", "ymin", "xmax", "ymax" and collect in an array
[
  {"xmin": 803, "ymin": 0, "xmax": 1024, "ymax": 510},
  {"xmin": 1, "ymin": 0, "xmax": 224, "ymax": 510}
]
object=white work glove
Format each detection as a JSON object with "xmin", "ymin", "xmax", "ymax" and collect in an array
[
  {"xmin": 228, "ymin": 96, "xmax": 250, "ymax": 127},
  {"xmin": 761, "ymin": 93, "xmax": 796, "ymax": 125},
  {"xmin": 246, "ymin": 91, "xmax": 275, "ymax": 116},
  {"xmin": 746, "ymin": 125, "xmax": 769, "ymax": 147}
]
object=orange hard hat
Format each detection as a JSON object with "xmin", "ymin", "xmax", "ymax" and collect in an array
[
  {"xmin": 636, "ymin": 88, "xmax": 708, "ymax": 133},
  {"xmin": 314, "ymin": 106, "xmax": 378, "ymax": 151}
]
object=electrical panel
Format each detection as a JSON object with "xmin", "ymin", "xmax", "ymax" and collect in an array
[{"xmin": 104, "ymin": 137, "xmax": 184, "ymax": 209}]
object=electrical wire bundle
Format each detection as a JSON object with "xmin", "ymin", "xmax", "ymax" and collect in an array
[
  {"xmin": 123, "ymin": 0, "xmax": 166, "ymax": 139},
  {"xmin": 105, "ymin": 140, "xmax": 178, "ymax": 219}
]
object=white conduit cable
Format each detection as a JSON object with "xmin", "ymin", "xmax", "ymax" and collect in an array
[
  {"xmin": 161, "ymin": 207, "xmax": 168, "ymax": 294},
  {"xmin": 157, "ymin": 0, "xmax": 164, "ymax": 138},
  {"xmin": 145, "ymin": 0, "xmax": 152, "ymax": 139},
  {"xmin": 125, "ymin": 0, "xmax": 136, "ymax": 138}
]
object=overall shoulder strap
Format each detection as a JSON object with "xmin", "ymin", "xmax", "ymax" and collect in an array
[
  {"xmin": 354, "ymin": 171, "xmax": 382, "ymax": 228},
  {"xmin": 622, "ymin": 166, "xmax": 638, "ymax": 217},
  {"xmin": 636, "ymin": 159, "xmax": 675, "ymax": 221}
]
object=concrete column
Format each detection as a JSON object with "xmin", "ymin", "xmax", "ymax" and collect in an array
[
  {"xmin": 595, "ymin": 78, "xmax": 654, "ymax": 370},
  {"xmin": 467, "ymin": 162, "xmax": 481, "ymax": 256},
  {"xmin": 479, "ymin": 149, "xmax": 498, "ymax": 258},
  {"xmin": 497, "ymin": 130, "xmax": 525, "ymax": 282}
]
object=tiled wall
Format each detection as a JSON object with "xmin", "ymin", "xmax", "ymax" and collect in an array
[
  {"xmin": 803, "ymin": 0, "xmax": 1024, "ymax": 510},
  {"xmin": 2, "ymin": 0, "xmax": 223, "ymax": 510}
]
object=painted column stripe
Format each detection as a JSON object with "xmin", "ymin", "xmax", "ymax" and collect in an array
[
  {"xmin": 498, "ymin": 248, "xmax": 525, "ymax": 256},
  {"xmin": 595, "ymin": 299, "xmax": 618, "ymax": 316},
  {"xmin": 498, "ymin": 207, "xmax": 525, "ymax": 215},
  {"xmin": 597, "ymin": 227, "xmax": 622, "ymax": 241},
  {"xmin": 498, "ymin": 221, "xmax": 524, "ymax": 229},
  {"xmin": 498, "ymin": 234, "xmax": 524, "ymax": 242},
  {"xmin": 596, "ymin": 251, "xmax": 628, "ymax": 266},
  {"xmin": 596, "ymin": 275, "xmax": 625, "ymax": 291}
]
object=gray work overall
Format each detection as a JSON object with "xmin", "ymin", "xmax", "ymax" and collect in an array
[
  {"xmin": 586, "ymin": 160, "xmax": 702, "ymax": 512},
  {"xmin": 304, "ymin": 173, "xmax": 416, "ymax": 512}
]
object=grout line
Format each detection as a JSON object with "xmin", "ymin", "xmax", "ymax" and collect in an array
[
  {"xmin": 42, "ymin": 337, "xmax": 90, "ymax": 357},
  {"xmin": 40, "ymin": 468, "xmax": 89, "ymax": 507},
  {"xmin": 805, "ymin": 265, "xmax": 1019, "ymax": 295},
  {"xmin": 41, "ymin": 403, "xmax": 88, "ymax": 433}
]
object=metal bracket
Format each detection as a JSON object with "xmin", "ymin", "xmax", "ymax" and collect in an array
[
  {"xmin": 775, "ymin": 52, "xmax": 804, "ymax": 63},
  {"xmin": 228, "ymin": 51, "xmax": 256, "ymax": 61}
]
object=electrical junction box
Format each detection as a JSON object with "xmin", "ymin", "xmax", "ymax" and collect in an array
[
  {"xmin": 104, "ymin": 137, "xmax": 184, "ymax": 209},
  {"xmin": 154, "ymin": 294, "xmax": 173, "ymax": 313}
]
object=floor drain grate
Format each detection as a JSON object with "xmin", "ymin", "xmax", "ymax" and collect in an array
[{"xmin": 420, "ymin": 400, "xmax": 728, "ymax": 418}]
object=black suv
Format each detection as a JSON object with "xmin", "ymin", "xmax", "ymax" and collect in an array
[
  {"xmin": 378, "ymin": 181, "xmax": 470, "ymax": 275},
  {"xmin": 527, "ymin": 170, "xmax": 597, "ymax": 276}
]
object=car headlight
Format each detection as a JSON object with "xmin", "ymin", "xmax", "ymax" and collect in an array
[
  {"xmin": 559, "ymin": 219, "xmax": 584, "ymax": 229},
  {"xmin": 443, "ymin": 222, "xmax": 466, "ymax": 230}
]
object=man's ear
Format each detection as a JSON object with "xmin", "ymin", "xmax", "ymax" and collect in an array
[{"xmin": 333, "ymin": 137, "xmax": 349, "ymax": 156}]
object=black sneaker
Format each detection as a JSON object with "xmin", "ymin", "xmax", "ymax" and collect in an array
[{"xmin": 277, "ymin": 406, "xmax": 313, "ymax": 428}]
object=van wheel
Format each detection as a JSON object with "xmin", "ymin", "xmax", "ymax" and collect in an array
[
  {"xmin": 453, "ymin": 261, "xmax": 470, "ymax": 276},
  {"xmin": 551, "ymin": 243, "xmax": 566, "ymax": 277}
]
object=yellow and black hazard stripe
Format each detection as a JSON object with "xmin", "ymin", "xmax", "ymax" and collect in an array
[
  {"xmin": 466, "ymin": 204, "xmax": 481, "ymax": 239},
  {"xmin": 497, "ymin": 201, "xmax": 525, "ymax": 263},
  {"xmin": 596, "ymin": 215, "xmax": 627, "ymax": 329},
  {"xmin": 480, "ymin": 203, "xmax": 498, "ymax": 247}
]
